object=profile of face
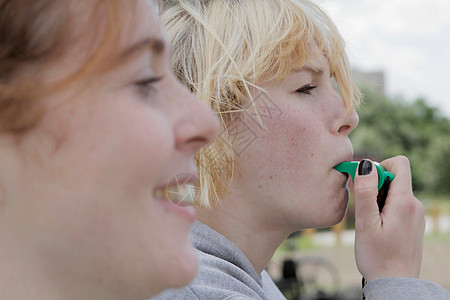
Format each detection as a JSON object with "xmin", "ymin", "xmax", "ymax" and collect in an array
[
  {"xmin": 232, "ymin": 51, "xmax": 359, "ymax": 231},
  {"xmin": 0, "ymin": 1, "xmax": 218, "ymax": 298}
]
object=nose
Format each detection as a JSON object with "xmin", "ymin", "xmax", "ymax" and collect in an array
[
  {"xmin": 338, "ymin": 108, "xmax": 359, "ymax": 136},
  {"xmin": 330, "ymin": 85, "xmax": 359, "ymax": 136},
  {"xmin": 172, "ymin": 81, "xmax": 220, "ymax": 152}
]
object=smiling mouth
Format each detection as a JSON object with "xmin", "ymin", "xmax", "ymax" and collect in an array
[{"xmin": 154, "ymin": 184, "xmax": 196, "ymax": 206}]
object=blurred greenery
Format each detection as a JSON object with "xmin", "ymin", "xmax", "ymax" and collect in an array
[{"xmin": 351, "ymin": 84, "xmax": 450, "ymax": 198}]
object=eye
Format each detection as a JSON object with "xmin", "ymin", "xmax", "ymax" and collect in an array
[
  {"xmin": 135, "ymin": 76, "xmax": 163, "ymax": 97},
  {"xmin": 296, "ymin": 84, "xmax": 317, "ymax": 95}
]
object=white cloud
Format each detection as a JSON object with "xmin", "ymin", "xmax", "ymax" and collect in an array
[{"xmin": 313, "ymin": 0, "xmax": 450, "ymax": 117}]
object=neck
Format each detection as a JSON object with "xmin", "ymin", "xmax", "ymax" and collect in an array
[
  {"xmin": 0, "ymin": 230, "xmax": 123, "ymax": 300},
  {"xmin": 0, "ymin": 235, "xmax": 59, "ymax": 300},
  {"xmin": 196, "ymin": 190, "xmax": 292, "ymax": 274},
  {"xmin": 0, "ymin": 256, "xmax": 124, "ymax": 300}
]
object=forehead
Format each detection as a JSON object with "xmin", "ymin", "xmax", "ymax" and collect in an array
[
  {"xmin": 119, "ymin": 0, "xmax": 168, "ymax": 56},
  {"xmin": 72, "ymin": 0, "xmax": 168, "ymax": 73},
  {"xmin": 38, "ymin": 0, "xmax": 167, "ymax": 90},
  {"xmin": 130, "ymin": 1, "xmax": 162, "ymax": 40},
  {"xmin": 122, "ymin": 0, "xmax": 167, "ymax": 49},
  {"xmin": 295, "ymin": 42, "xmax": 328, "ymax": 70}
]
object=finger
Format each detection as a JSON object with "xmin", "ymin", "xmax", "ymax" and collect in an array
[
  {"xmin": 354, "ymin": 159, "xmax": 381, "ymax": 223},
  {"xmin": 380, "ymin": 156, "xmax": 413, "ymax": 196},
  {"xmin": 380, "ymin": 156, "xmax": 420, "ymax": 222}
]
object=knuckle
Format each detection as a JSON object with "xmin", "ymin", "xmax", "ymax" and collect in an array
[
  {"xmin": 403, "ymin": 197, "xmax": 416, "ymax": 212},
  {"xmin": 355, "ymin": 217, "xmax": 378, "ymax": 235},
  {"xmin": 354, "ymin": 185, "xmax": 376, "ymax": 199},
  {"xmin": 394, "ymin": 155, "xmax": 411, "ymax": 168},
  {"xmin": 415, "ymin": 199, "xmax": 425, "ymax": 218},
  {"xmin": 401, "ymin": 196, "xmax": 423, "ymax": 216}
]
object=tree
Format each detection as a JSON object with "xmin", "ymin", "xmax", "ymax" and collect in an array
[{"xmin": 351, "ymin": 84, "xmax": 450, "ymax": 197}]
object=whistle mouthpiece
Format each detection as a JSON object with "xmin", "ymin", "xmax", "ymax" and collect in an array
[{"xmin": 334, "ymin": 161, "xmax": 394, "ymax": 190}]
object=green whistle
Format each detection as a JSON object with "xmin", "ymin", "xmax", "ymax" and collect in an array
[{"xmin": 334, "ymin": 161, "xmax": 395, "ymax": 190}]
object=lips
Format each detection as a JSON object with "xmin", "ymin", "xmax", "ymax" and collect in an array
[
  {"xmin": 333, "ymin": 151, "xmax": 353, "ymax": 185},
  {"xmin": 153, "ymin": 183, "xmax": 196, "ymax": 206},
  {"xmin": 153, "ymin": 174, "xmax": 198, "ymax": 223},
  {"xmin": 334, "ymin": 151, "xmax": 354, "ymax": 169},
  {"xmin": 154, "ymin": 172, "xmax": 199, "ymax": 206}
]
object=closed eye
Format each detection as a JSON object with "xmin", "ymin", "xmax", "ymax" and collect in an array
[
  {"xmin": 296, "ymin": 84, "xmax": 317, "ymax": 95},
  {"xmin": 135, "ymin": 76, "xmax": 163, "ymax": 97}
]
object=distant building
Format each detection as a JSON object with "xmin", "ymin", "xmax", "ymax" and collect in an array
[{"xmin": 352, "ymin": 69, "xmax": 385, "ymax": 94}]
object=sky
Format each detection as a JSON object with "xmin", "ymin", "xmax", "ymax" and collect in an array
[{"xmin": 312, "ymin": 0, "xmax": 450, "ymax": 118}]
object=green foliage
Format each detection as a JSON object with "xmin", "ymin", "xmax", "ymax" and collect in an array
[
  {"xmin": 350, "ymin": 84, "xmax": 450, "ymax": 197},
  {"xmin": 425, "ymin": 136, "xmax": 450, "ymax": 194}
]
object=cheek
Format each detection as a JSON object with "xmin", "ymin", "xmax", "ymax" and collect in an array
[
  {"xmin": 263, "ymin": 108, "xmax": 322, "ymax": 173},
  {"xmin": 22, "ymin": 100, "xmax": 177, "ymax": 247},
  {"xmin": 65, "ymin": 101, "xmax": 173, "ymax": 189},
  {"xmin": 105, "ymin": 117, "xmax": 173, "ymax": 189}
]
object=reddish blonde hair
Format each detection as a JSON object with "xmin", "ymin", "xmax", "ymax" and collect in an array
[{"xmin": 0, "ymin": 0, "xmax": 136, "ymax": 133}]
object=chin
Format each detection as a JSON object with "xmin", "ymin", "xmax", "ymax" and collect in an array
[
  {"xmin": 312, "ymin": 211, "xmax": 345, "ymax": 228},
  {"xmin": 330, "ymin": 208, "xmax": 347, "ymax": 226},
  {"xmin": 168, "ymin": 242, "xmax": 199, "ymax": 288},
  {"xmin": 321, "ymin": 189, "xmax": 349, "ymax": 227}
]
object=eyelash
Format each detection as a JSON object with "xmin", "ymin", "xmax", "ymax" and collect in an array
[
  {"xmin": 135, "ymin": 76, "xmax": 163, "ymax": 97},
  {"xmin": 296, "ymin": 84, "xmax": 317, "ymax": 95}
]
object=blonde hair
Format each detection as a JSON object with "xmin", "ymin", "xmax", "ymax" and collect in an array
[{"xmin": 160, "ymin": 0, "xmax": 361, "ymax": 207}]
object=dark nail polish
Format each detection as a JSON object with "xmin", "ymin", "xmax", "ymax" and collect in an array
[{"xmin": 358, "ymin": 159, "xmax": 372, "ymax": 175}]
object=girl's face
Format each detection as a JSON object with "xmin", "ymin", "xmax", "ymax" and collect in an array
[
  {"xmin": 232, "ymin": 52, "xmax": 359, "ymax": 232},
  {"xmin": 1, "ymin": 1, "xmax": 219, "ymax": 298}
]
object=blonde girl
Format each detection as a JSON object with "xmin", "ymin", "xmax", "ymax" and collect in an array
[{"xmin": 155, "ymin": 0, "xmax": 449, "ymax": 299}]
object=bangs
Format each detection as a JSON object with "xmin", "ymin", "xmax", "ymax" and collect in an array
[{"xmin": 257, "ymin": 0, "xmax": 361, "ymax": 109}]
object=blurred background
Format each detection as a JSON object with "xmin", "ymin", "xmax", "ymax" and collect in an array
[{"xmin": 267, "ymin": 1, "xmax": 450, "ymax": 299}]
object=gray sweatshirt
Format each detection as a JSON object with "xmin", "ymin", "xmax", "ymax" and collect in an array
[{"xmin": 152, "ymin": 221, "xmax": 449, "ymax": 300}]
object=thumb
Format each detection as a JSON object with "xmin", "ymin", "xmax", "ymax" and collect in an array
[{"xmin": 354, "ymin": 159, "xmax": 381, "ymax": 225}]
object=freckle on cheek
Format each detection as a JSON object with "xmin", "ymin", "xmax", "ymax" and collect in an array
[
  {"xmin": 270, "ymin": 176, "xmax": 273, "ymax": 179},
  {"xmin": 310, "ymin": 153, "xmax": 314, "ymax": 157}
]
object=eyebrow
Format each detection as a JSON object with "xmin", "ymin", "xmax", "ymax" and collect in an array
[
  {"xmin": 291, "ymin": 64, "xmax": 324, "ymax": 76},
  {"xmin": 120, "ymin": 37, "xmax": 166, "ymax": 59}
]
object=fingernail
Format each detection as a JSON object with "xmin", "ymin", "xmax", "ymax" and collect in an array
[{"xmin": 358, "ymin": 159, "xmax": 372, "ymax": 175}]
